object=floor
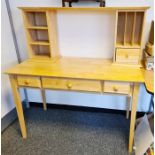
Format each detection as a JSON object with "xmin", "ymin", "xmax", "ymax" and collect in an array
[{"xmin": 2, "ymin": 107, "xmax": 130, "ymax": 155}]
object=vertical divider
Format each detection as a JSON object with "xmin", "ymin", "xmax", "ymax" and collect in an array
[
  {"xmin": 113, "ymin": 10, "xmax": 118, "ymax": 62},
  {"xmin": 22, "ymin": 11, "xmax": 34, "ymax": 58},
  {"xmin": 131, "ymin": 12, "xmax": 136, "ymax": 46},
  {"xmin": 139, "ymin": 11, "xmax": 146, "ymax": 61},
  {"xmin": 46, "ymin": 10, "xmax": 60, "ymax": 59},
  {"xmin": 123, "ymin": 12, "xmax": 127, "ymax": 45}
]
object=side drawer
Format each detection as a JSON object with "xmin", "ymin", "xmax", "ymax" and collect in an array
[
  {"xmin": 42, "ymin": 77, "xmax": 102, "ymax": 92},
  {"xmin": 116, "ymin": 48, "xmax": 140, "ymax": 64},
  {"xmin": 17, "ymin": 76, "xmax": 41, "ymax": 88},
  {"xmin": 103, "ymin": 81, "xmax": 131, "ymax": 94}
]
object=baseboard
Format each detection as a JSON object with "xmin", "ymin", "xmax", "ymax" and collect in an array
[
  {"xmin": 29, "ymin": 102, "xmax": 145, "ymax": 117},
  {"xmin": 1, "ymin": 101, "xmax": 26, "ymax": 132}
]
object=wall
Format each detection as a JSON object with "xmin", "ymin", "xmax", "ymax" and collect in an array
[
  {"xmin": 7, "ymin": 0, "xmax": 153, "ymax": 112},
  {"xmin": 1, "ymin": 0, "xmax": 18, "ymax": 118}
]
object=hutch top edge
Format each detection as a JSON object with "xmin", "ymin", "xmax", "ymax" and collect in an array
[{"xmin": 18, "ymin": 6, "xmax": 150, "ymax": 11}]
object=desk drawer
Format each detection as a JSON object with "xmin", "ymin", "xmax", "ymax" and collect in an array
[
  {"xmin": 17, "ymin": 76, "xmax": 41, "ymax": 88},
  {"xmin": 103, "ymin": 81, "xmax": 131, "ymax": 94},
  {"xmin": 42, "ymin": 77, "xmax": 102, "ymax": 92},
  {"xmin": 116, "ymin": 48, "xmax": 140, "ymax": 64}
]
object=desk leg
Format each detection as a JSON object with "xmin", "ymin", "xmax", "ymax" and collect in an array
[
  {"xmin": 126, "ymin": 96, "xmax": 131, "ymax": 119},
  {"xmin": 24, "ymin": 88, "xmax": 30, "ymax": 108},
  {"xmin": 41, "ymin": 89, "xmax": 47, "ymax": 111},
  {"xmin": 9, "ymin": 75, "xmax": 27, "ymax": 138},
  {"xmin": 128, "ymin": 83, "xmax": 140, "ymax": 153}
]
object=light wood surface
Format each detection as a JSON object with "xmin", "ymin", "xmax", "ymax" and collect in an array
[
  {"xmin": 18, "ymin": 7, "xmax": 149, "ymax": 11},
  {"xmin": 129, "ymin": 83, "xmax": 140, "ymax": 152},
  {"xmin": 5, "ymin": 57, "xmax": 144, "ymax": 82},
  {"xmin": 5, "ymin": 6, "xmax": 151, "ymax": 153},
  {"xmin": 17, "ymin": 76, "xmax": 41, "ymax": 88},
  {"xmin": 42, "ymin": 77, "xmax": 102, "ymax": 92},
  {"xmin": 46, "ymin": 10, "xmax": 60, "ymax": 59},
  {"xmin": 144, "ymin": 70, "xmax": 154, "ymax": 94},
  {"xmin": 9, "ymin": 75, "xmax": 27, "ymax": 138},
  {"xmin": 116, "ymin": 48, "xmax": 140, "ymax": 64},
  {"xmin": 103, "ymin": 81, "xmax": 131, "ymax": 94}
]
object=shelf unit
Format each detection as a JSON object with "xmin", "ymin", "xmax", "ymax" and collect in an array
[
  {"xmin": 20, "ymin": 7, "xmax": 148, "ymax": 65},
  {"xmin": 115, "ymin": 11, "xmax": 145, "ymax": 64},
  {"xmin": 116, "ymin": 11, "xmax": 144, "ymax": 47},
  {"xmin": 22, "ymin": 10, "xmax": 59, "ymax": 59}
]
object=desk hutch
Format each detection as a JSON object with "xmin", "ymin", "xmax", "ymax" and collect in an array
[{"xmin": 5, "ymin": 7, "xmax": 150, "ymax": 153}]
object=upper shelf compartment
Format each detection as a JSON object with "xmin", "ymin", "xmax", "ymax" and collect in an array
[
  {"xmin": 116, "ymin": 11, "xmax": 144, "ymax": 48},
  {"xmin": 25, "ymin": 12, "xmax": 47, "ymax": 27}
]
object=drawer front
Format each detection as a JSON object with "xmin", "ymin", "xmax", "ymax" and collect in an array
[
  {"xmin": 42, "ymin": 77, "xmax": 102, "ymax": 92},
  {"xmin": 116, "ymin": 48, "xmax": 140, "ymax": 64},
  {"xmin": 17, "ymin": 76, "xmax": 41, "ymax": 88},
  {"xmin": 104, "ymin": 81, "xmax": 131, "ymax": 94}
]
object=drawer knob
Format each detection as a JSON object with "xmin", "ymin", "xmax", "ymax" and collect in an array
[
  {"xmin": 24, "ymin": 81, "xmax": 29, "ymax": 85},
  {"xmin": 125, "ymin": 54, "xmax": 128, "ymax": 58},
  {"xmin": 66, "ymin": 82, "xmax": 72, "ymax": 89},
  {"xmin": 113, "ymin": 86, "xmax": 118, "ymax": 92}
]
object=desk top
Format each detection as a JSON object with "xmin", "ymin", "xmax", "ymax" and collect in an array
[
  {"xmin": 144, "ymin": 70, "xmax": 154, "ymax": 94},
  {"xmin": 5, "ymin": 57, "xmax": 145, "ymax": 83}
]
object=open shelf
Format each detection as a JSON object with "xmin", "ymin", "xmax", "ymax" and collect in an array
[
  {"xmin": 28, "ymin": 29, "xmax": 49, "ymax": 43},
  {"xmin": 29, "ymin": 41, "xmax": 50, "ymax": 46},
  {"xmin": 26, "ymin": 26, "xmax": 48, "ymax": 30},
  {"xmin": 116, "ymin": 11, "xmax": 144, "ymax": 47},
  {"xmin": 116, "ymin": 12, "xmax": 126, "ymax": 45},
  {"xmin": 30, "ymin": 45, "xmax": 50, "ymax": 57},
  {"xmin": 125, "ymin": 12, "xmax": 134, "ymax": 44},
  {"xmin": 134, "ymin": 12, "xmax": 144, "ymax": 45},
  {"xmin": 25, "ymin": 12, "xmax": 47, "ymax": 27}
]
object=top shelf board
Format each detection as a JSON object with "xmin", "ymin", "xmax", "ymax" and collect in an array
[{"xmin": 19, "ymin": 7, "xmax": 150, "ymax": 12}]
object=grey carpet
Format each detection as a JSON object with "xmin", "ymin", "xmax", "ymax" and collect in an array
[{"xmin": 2, "ymin": 107, "xmax": 130, "ymax": 155}]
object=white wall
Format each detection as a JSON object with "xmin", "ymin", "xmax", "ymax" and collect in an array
[
  {"xmin": 1, "ymin": 0, "xmax": 18, "ymax": 118},
  {"xmin": 5, "ymin": 0, "xmax": 153, "ymax": 112}
]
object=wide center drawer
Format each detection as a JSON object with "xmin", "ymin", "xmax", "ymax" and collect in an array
[
  {"xmin": 103, "ymin": 81, "xmax": 131, "ymax": 94},
  {"xmin": 17, "ymin": 76, "xmax": 41, "ymax": 88},
  {"xmin": 42, "ymin": 77, "xmax": 102, "ymax": 92},
  {"xmin": 116, "ymin": 48, "xmax": 140, "ymax": 64}
]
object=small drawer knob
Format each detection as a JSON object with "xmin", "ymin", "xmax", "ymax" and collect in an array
[
  {"xmin": 66, "ymin": 82, "xmax": 72, "ymax": 89},
  {"xmin": 24, "ymin": 81, "xmax": 29, "ymax": 85},
  {"xmin": 125, "ymin": 54, "xmax": 128, "ymax": 58},
  {"xmin": 113, "ymin": 86, "xmax": 118, "ymax": 92}
]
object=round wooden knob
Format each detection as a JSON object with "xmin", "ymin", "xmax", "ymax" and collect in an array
[
  {"xmin": 24, "ymin": 81, "xmax": 29, "ymax": 85},
  {"xmin": 66, "ymin": 82, "xmax": 72, "ymax": 89},
  {"xmin": 125, "ymin": 54, "xmax": 128, "ymax": 58},
  {"xmin": 113, "ymin": 86, "xmax": 118, "ymax": 92}
]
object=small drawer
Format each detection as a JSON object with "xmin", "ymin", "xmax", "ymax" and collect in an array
[
  {"xmin": 103, "ymin": 81, "xmax": 131, "ymax": 94},
  {"xmin": 17, "ymin": 76, "xmax": 41, "ymax": 88},
  {"xmin": 42, "ymin": 77, "xmax": 102, "ymax": 92},
  {"xmin": 116, "ymin": 48, "xmax": 140, "ymax": 64}
]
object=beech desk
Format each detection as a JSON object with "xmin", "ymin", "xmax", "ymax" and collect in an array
[
  {"xmin": 6, "ymin": 57, "xmax": 145, "ymax": 153},
  {"xmin": 5, "ymin": 6, "xmax": 151, "ymax": 153}
]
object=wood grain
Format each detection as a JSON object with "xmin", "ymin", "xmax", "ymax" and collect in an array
[
  {"xmin": 42, "ymin": 77, "xmax": 102, "ymax": 92},
  {"xmin": 5, "ymin": 57, "xmax": 145, "ymax": 82},
  {"xmin": 116, "ymin": 48, "xmax": 140, "ymax": 64},
  {"xmin": 129, "ymin": 83, "xmax": 140, "ymax": 152},
  {"xmin": 9, "ymin": 75, "xmax": 27, "ymax": 138},
  {"xmin": 103, "ymin": 81, "xmax": 131, "ymax": 94},
  {"xmin": 17, "ymin": 76, "xmax": 41, "ymax": 88}
]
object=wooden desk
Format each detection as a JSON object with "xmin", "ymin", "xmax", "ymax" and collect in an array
[
  {"xmin": 5, "ymin": 6, "xmax": 150, "ymax": 153},
  {"xmin": 5, "ymin": 57, "xmax": 145, "ymax": 153},
  {"xmin": 144, "ymin": 70, "xmax": 154, "ymax": 94}
]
